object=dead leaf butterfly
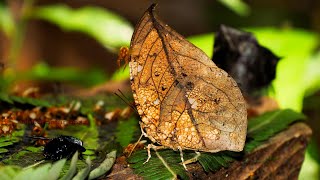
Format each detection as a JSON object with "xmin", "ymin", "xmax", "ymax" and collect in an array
[{"xmin": 128, "ymin": 4, "xmax": 247, "ymax": 158}]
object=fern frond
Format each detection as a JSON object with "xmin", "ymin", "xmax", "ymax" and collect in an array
[
  {"xmin": 129, "ymin": 149, "xmax": 189, "ymax": 180},
  {"xmin": 129, "ymin": 109, "xmax": 306, "ymax": 178}
]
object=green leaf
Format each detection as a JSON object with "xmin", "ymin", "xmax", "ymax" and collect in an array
[
  {"xmin": 48, "ymin": 159, "xmax": 66, "ymax": 180},
  {"xmin": 129, "ymin": 109, "xmax": 305, "ymax": 177},
  {"xmin": 31, "ymin": 4, "xmax": 133, "ymax": 52},
  {"xmin": 19, "ymin": 62, "xmax": 108, "ymax": 87},
  {"xmin": 115, "ymin": 117, "xmax": 139, "ymax": 147},
  {"xmin": 304, "ymin": 51, "xmax": 320, "ymax": 96},
  {"xmin": 88, "ymin": 150, "xmax": 116, "ymax": 179},
  {"xmin": 0, "ymin": 148, "xmax": 9, "ymax": 153},
  {"xmin": 0, "ymin": 93, "xmax": 51, "ymax": 107},
  {"xmin": 188, "ymin": 33, "xmax": 214, "ymax": 58},
  {"xmin": 0, "ymin": 166, "xmax": 21, "ymax": 180},
  {"xmin": 72, "ymin": 157, "xmax": 91, "ymax": 180},
  {"xmin": 246, "ymin": 27, "xmax": 319, "ymax": 112},
  {"xmin": 198, "ymin": 152, "xmax": 236, "ymax": 172},
  {"xmin": 245, "ymin": 109, "xmax": 306, "ymax": 152},
  {"xmin": 0, "ymin": 128, "xmax": 24, "ymax": 154},
  {"xmin": 217, "ymin": 0, "xmax": 250, "ymax": 16},
  {"xmin": 129, "ymin": 150, "xmax": 189, "ymax": 180},
  {"xmin": 188, "ymin": 28, "xmax": 319, "ymax": 111},
  {"xmin": 111, "ymin": 66, "xmax": 130, "ymax": 81},
  {"xmin": 61, "ymin": 151, "xmax": 79, "ymax": 180},
  {"xmin": 0, "ymin": 2, "xmax": 15, "ymax": 37}
]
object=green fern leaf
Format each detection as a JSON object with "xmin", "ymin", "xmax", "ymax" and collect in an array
[
  {"xmin": 245, "ymin": 109, "xmax": 306, "ymax": 152},
  {"xmin": 129, "ymin": 149, "xmax": 189, "ymax": 180},
  {"xmin": 0, "ymin": 128, "xmax": 24, "ymax": 154},
  {"xmin": 129, "ymin": 109, "xmax": 305, "ymax": 177},
  {"xmin": 115, "ymin": 117, "xmax": 139, "ymax": 147}
]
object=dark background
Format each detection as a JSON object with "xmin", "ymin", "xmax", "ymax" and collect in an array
[{"xmin": 1, "ymin": 0, "xmax": 319, "ymax": 75}]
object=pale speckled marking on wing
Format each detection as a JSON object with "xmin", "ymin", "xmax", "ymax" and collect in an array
[{"xmin": 129, "ymin": 5, "xmax": 247, "ymax": 152}]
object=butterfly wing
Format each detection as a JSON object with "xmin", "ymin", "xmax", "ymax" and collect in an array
[{"xmin": 129, "ymin": 4, "xmax": 247, "ymax": 152}]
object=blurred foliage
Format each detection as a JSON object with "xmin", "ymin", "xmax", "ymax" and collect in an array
[
  {"xmin": 31, "ymin": 4, "xmax": 133, "ymax": 52},
  {"xmin": 0, "ymin": 2, "xmax": 14, "ymax": 37},
  {"xmin": 0, "ymin": 150, "xmax": 116, "ymax": 180},
  {"xmin": 217, "ymin": 0, "xmax": 250, "ymax": 16},
  {"xmin": 188, "ymin": 28, "xmax": 319, "ymax": 112}
]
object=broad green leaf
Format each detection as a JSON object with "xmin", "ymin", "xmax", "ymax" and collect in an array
[
  {"xmin": 31, "ymin": 4, "xmax": 133, "ymax": 52},
  {"xmin": 188, "ymin": 33, "xmax": 214, "ymax": 58},
  {"xmin": 217, "ymin": 0, "xmax": 250, "ymax": 16},
  {"xmin": 88, "ymin": 150, "xmax": 116, "ymax": 180},
  {"xmin": 61, "ymin": 151, "xmax": 78, "ymax": 180},
  {"xmin": 13, "ymin": 163, "xmax": 50, "ymax": 180},
  {"xmin": 72, "ymin": 157, "xmax": 91, "ymax": 180},
  {"xmin": 20, "ymin": 62, "xmax": 107, "ymax": 87},
  {"xmin": 0, "ymin": 166, "xmax": 21, "ymax": 180},
  {"xmin": 247, "ymin": 27, "xmax": 319, "ymax": 111},
  {"xmin": 303, "ymin": 51, "xmax": 320, "ymax": 96},
  {"xmin": 188, "ymin": 28, "xmax": 319, "ymax": 111},
  {"xmin": 111, "ymin": 66, "xmax": 130, "ymax": 81},
  {"xmin": 115, "ymin": 117, "xmax": 139, "ymax": 147},
  {"xmin": 48, "ymin": 159, "xmax": 66, "ymax": 180}
]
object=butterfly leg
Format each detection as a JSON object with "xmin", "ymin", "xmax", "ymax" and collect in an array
[
  {"xmin": 178, "ymin": 146, "xmax": 188, "ymax": 170},
  {"xmin": 143, "ymin": 144, "xmax": 166, "ymax": 164},
  {"xmin": 182, "ymin": 151, "xmax": 201, "ymax": 166}
]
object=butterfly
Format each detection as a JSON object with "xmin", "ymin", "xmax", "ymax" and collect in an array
[{"xmin": 127, "ymin": 4, "xmax": 247, "ymax": 164}]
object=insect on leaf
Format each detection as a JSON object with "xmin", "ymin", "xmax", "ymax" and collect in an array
[{"xmin": 129, "ymin": 3, "xmax": 247, "ymax": 153}]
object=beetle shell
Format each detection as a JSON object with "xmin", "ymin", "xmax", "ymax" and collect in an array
[{"xmin": 43, "ymin": 136, "xmax": 86, "ymax": 161}]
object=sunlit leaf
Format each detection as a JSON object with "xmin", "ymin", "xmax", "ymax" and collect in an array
[
  {"xmin": 111, "ymin": 66, "xmax": 130, "ymax": 81},
  {"xmin": 61, "ymin": 151, "xmax": 78, "ymax": 180},
  {"xmin": 31, "ymin": 4, "xmax": 133, "ymax": 52},
  {"xmin": 246, "ymin": 27, "xmax": 318, "ymax": 111},
  {"xmin": 188, "ymin": 33, "xmax": 214, "ymax": 58},
  {"xmin": 88, "ymin": 150, "xmax": 116, "ymax": 180},
  {"xmin": 0, "ymin": 2, "xmax": 14, "ymax": 37},
  {"xmin": 303, "ymin": 51, "xmax": 320, "ymax": 96},
  {"xmin": 72, "ymin": 157, "xmax": 91, "ymax": 180},
  {"xmin": 188, "ymin": 28, "xmax": 319, "ymax": 111},
  {"xmin": 48, "ymin": 159, "xmax": 66, "ymax": 180},
  {"xmin": 19, "ymin": 62, "xmax": 108, "ymax": 87},
  {"xmin": 0, "ymin": 166, "xmax": 21, "ymax": 180},
  {"xmin": 217, "ymin": 0, "xmax": 250, "ymax": 16}
]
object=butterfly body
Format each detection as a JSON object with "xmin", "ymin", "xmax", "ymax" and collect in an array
[{"xmin": 129, "ymin": 4, "xmax": 247, "ymax": 153}]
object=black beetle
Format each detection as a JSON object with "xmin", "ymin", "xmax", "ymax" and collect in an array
[{"xmin": 43, "ymin": 135, "xmax": 86, "ymax": 161}]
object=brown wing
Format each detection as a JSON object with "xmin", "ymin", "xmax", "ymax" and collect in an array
[{"xmin": 129, "ymin": 4, "xmax": 247, "ymax": 152}]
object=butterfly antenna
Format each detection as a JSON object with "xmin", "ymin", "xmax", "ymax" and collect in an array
[{"xmin": 114, "ymin": 89, "xmax": 138, "ymax": 113}]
